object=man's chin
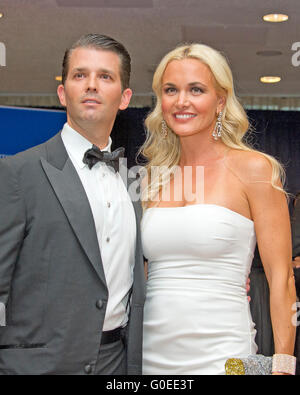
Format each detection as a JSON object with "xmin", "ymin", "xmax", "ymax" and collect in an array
[{"xmin": 81, "ymin": 113, "xmax": 102, "ymax": 123}]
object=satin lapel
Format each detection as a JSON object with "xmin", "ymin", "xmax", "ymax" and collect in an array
[
  {"xmin": 40, "ymin": 134, "xmax": 106, "ymax": 285},
  {"xmin": 127, "ymin": 176, "xmax": 143, "ymax": 264}
]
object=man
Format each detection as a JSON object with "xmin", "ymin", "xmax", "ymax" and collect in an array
[{"xmin": 0, "ymin": 34, "xmax": 145, "ymax": 375}]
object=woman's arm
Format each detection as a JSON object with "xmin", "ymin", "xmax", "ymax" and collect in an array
[{"xmin": 243, "ymin": 154, "xmax": 296, "ymax": 369}]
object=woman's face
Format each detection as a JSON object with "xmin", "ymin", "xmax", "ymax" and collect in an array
[{"xmin": 161, "ymin": 58, "xmax": 224, "ymax": 139}]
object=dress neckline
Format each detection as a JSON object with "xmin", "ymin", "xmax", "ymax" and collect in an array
[{"xmin": 145, "ymin": 203, "xmax": 254, "ymax": 225}]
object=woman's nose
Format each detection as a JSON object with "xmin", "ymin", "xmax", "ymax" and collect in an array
[{"xmin": 176, "ymin": 91, "xmax": 189, "ymax": 108}]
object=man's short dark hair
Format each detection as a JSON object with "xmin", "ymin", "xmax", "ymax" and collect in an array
[{"xmin": 62, "ymin": 33, "xmax": 131, "ymax": 90}]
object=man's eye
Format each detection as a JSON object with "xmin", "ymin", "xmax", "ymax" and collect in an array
[
  {"xmin": 101, "ymin": 74, "xmax": 111, "ymax": 80},
  {"xmin": 74, "ymin": 73, "xmax": 84, "ymax": 79}
]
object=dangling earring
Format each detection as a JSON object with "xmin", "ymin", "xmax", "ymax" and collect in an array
[
  {"xmin": 212, "ymin": 111, "xmax": 223, "ymax": 140},
  {"xmin": 161, "ymin": 120, "xmax": 168, "ymax": 139}
]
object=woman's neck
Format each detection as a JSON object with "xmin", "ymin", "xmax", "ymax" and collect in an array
[{"xmin": 179, "ymin": 132, "xmax": 227, "ymax": 167}]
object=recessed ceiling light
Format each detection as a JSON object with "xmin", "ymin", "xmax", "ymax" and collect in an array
[
  {"xmin": 263, "ymin": 14, "xmax": 288, "ymax": 22},
  {"xmin": 0, "ymin": 12, "xmax": 4, "ymax": 18},
  {"xmin": 260, "ymin": 76, "xmax": 281, "ymax": 84},
  {"xmin": 55, "ymin": 76, "xmax": 62, "ymax": 82}
]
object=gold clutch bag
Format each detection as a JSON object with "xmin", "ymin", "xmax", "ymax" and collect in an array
[{"xmin": 225, "ymin": 355, "xmax": 272, "ymax": 375}]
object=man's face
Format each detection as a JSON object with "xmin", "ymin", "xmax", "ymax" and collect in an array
[{"xmin": 57, "ymin": 47, "xmax": 132, "ymax": 134}]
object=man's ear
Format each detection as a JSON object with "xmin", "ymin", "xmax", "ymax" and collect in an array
[
  {"xmin": 57, "ymin": 84, "xmax": 66, "ymax": 107},
  {"xmin": 119, "ymin": 88, "xmax": 133, "ymax": 111}
]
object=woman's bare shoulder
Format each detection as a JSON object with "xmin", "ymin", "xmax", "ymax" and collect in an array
[{"xmin": 226, "ymin": 149, "xmax": 273, "ymax": 182}]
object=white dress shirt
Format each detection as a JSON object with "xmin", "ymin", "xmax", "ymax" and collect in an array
[{"xmin": 61, "ymin": 123, "xmax": 136, "ymax": 331}]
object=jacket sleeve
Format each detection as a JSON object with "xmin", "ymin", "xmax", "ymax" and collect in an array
[{"xmin": 0, "ymin": 158, "xmax": 26, "ymax": 326}]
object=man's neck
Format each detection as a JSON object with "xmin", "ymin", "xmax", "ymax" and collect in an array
[{"xmin": 67, "ymin": 119, "xmax": 112, "ymax": 150}]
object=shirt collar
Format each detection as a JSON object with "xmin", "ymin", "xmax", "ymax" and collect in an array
[{"xmin": 61, "ymin": 123, "xmax": 112, "ymax": 169}]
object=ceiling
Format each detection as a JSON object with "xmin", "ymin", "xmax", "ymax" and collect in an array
[{"xmin": 0, "ymin": 0, "xmax": 299, "ymax": 108}]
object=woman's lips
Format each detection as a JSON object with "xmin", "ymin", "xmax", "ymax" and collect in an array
[{"xmin": 173, "ymin": 113, "xmax": 197, "ymax": 121}]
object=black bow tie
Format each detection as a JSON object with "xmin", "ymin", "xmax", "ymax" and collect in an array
[{"xmin": 83, "ymin": 145, "xmax": 125, "ymax": 173}]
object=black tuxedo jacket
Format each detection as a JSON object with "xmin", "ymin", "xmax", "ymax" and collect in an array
[{"xmin": 0, "ymin": 133, "xmax": 145, "ymax": 374}]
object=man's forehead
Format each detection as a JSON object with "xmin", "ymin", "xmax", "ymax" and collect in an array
[
  {"xmin": 70, "ymin": 47, "xmax": 120, "ymax": 62},
  {"xmin": 68, "ymin": 47, "xmax": 121, "ymax": 72}
]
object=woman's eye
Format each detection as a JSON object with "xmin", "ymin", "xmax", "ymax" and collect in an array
[
  {"xmin": 191, "ymin": 87, "xmax": 203, "ymax": 94},
  {"xmin": 164, "ymin": 87, "xmax": 176, "ymax": 95}
]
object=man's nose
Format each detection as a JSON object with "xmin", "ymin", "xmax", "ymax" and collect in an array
[{"xmin": 86, "ymin": 74, "xmax": 98, "ymax": 92}]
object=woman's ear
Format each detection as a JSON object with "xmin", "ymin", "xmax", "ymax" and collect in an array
[{"xmin": 217, "ymin": 96, "xmax": 226, "ymax": 114}]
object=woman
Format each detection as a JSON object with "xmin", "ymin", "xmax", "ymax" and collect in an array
[
  {"xmin": 292, "ymin": 192, "xmax": 300, "ymax": 375},
  {"xmin": 140, "ymin": 43, "xmax": 296, "ymax": 375}
]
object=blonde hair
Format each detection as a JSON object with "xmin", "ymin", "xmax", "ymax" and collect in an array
[{"xmin": 140, "ymin": 43, "xmax": 286, "ymax": 205}]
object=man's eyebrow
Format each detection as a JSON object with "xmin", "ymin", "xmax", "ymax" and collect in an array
[
  {"xmin": 97, "ymin": 67, "xmax": 116, "ymax": 76},
  {"xmin": 71, "ymin": 67, "xmax": 116, "ymax": 76},
  {"xmin": 71, "ymin": 67, "xmax": 86, "ymax": 73}
]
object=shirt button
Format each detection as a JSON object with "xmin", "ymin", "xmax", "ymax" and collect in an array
[
  {"xmin": 84, "ymin": 364, "xmax": 93, "ymax": 374},
  {"xmin": 96, "ymin": 299, "xmax": 104, "ymax": 310},
  {"xmin": 106, "ymin": 237, "xmax": 110, "ymax": 243},
  {"xmin": 107, "ymin": 202, "xmax": 111, "ymax": 208}
]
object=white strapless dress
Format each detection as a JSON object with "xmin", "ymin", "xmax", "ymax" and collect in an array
[{"xmin": 142, "ymin": 204, "xmax": 258, "ymax": 375}]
